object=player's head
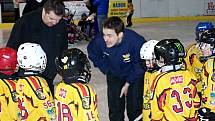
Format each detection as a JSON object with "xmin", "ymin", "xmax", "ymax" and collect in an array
[
  {"xmin": 140, "ymin": 40, "xmax": 159, "ymax": 70},
  {"xmin": 0, "ymin": 47, "xmax": 17, "ymax": 75},
  {"xmin": 81, "ymin": 13, "xmax": 87, "ymax": 20},
  {"xmin": 154, "ymin": 39, "xmax": 185, "ymax": 67},
  {"xmin": 17, "ymin": 43, "xmax": 47, "ymax": 73},
  {"xmin": 196, "ymin": 22, "xmax": 214, "ymax": 42},
  {"xmin": 198, "ymin": 28, "xmax": 215, "ymax": 57},
  {"xmin": 55, "ymin": 48, "xmax": 91, "ymax": 84}
]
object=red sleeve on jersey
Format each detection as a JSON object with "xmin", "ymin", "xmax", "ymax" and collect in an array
[
  {"xmin": 203, "ymin": 66, "xmax": 209, "ymax": 77},
  {"xmin": 158, "ymin": 88, "xmax": 169, "ymax": 111},
  {"xmin": 188, "ymin": 79, "xmax": 197, "ymax": 98},
  {"xmin": 189, "ymin": 54, "xmax": 195, "ymax": 66}
]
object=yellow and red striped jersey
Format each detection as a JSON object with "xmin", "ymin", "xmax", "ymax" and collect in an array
[
  {"xmin": 184, "ymin": 43, "xmax": 203, "ymax": 91},
  {"xmin": 201, "ymin": 58, "xmax": 215, "ymax": 112},
  {"xmin": 55, "ymin": 82, "xmax": 99, "ymax": 121},
  {"xmin": 16, "ymin": 76, "xmax": 55, "ymax": 121},
  {"xmin": 150, "ymin": 69, "xmax": 200, "ymax": 121},
  {"xmin": 142, "ymin": 71, "xmax": 158, "ymax": 121},
  {"xmin": 0, "ymin": 78, "xmax": 19, "ymax": 121}
]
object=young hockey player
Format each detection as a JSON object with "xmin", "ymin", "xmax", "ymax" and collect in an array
[
  {"xmin": 197, "ymin": 28, "xmax": 215, "ymax": 121},
  {"xmin": 55, "ymin": 48, "xmax": 99, "ymax": 121},
  {"xmin": 16, "ymin": 43, "xmax": 55, "ymax": 120},
  {"xmin": 184, "ymin": 22, "xmax": 214, "ymax": 81},
  {"xmin": 140, "ymin": 40, "xmax": 159, "ymax": 121},
  {"xmin": 151, "ymin": 39, "xmax": 200, "ymax": 121},
  {"xmin": 0, "ymin": 47, "xmax": 19, "ymax": 121}
]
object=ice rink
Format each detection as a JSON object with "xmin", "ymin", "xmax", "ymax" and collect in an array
[{"xmin": 0, "ymin": 20, "xmax": 214, "ymax": 120}]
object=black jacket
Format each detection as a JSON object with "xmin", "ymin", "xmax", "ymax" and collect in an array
[
  {"xmin": 7, "ymin": 8, "xmax": 68, "ymax": 81},
  {"xmin": 22, "ymin": 0, "xmax": 47, "ymax": 15}
]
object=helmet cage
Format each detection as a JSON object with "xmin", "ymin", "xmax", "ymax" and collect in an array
[
  {"xmin": 199, "ymin": 28, "xmax": 215, "ymax": 57},
  {"xmin": 56, "ymin": 48, "xmax": 91, "ymax": 84},
  {"xmin": 199, "ymin": 29, "xmax": 215, "ymax": 46}
]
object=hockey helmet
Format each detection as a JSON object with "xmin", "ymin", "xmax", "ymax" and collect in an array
[
  {"xmin": 55, "ymin": 48, "xmax": 91, "ymax": 84},
  {"xmin": 154, "ymin": 39, "xmax": 185, "ymax": 65},
  {"xmin": 196, "ymin": 22, "xmax": 214, "ymax": 42},
  {"xmin": 140, "ymin": 40, "xmax": 159, "ymax": 60},
  {"xmin": 0, "ymin": 47, "xmax": 17, "ymax": 75},
  {"xmin": 199, "ymin": 28, "xmax": 215, "ymax": 46},
  {"xmin": 17, "ymin": 43, "xmax": 47, "ymax": 72}
]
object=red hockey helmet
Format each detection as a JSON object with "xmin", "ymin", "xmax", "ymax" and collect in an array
[{"xmin": 0, "ymin": 47, "xmax": 17, "ymax": 75}]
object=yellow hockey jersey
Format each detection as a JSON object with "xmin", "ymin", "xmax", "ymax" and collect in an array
[
  {"xmin": 55, "ymin": 82, "xmax": 99, "ymax": 121},
  {"xmin": 184, "ymin": 43, "xmax": 204, "ymax": 95},
  {"xmin": 142, "ymin": 71, "xmax": 158, "ymax": 121},
  {"xmin": 201, "ymin": 58, "xmax": 215, "ymax": 112},
  {"xmin": 185, "ymin": 44, "xmax": 203, "ymax": 79},
  {"xmin": 0, "ymin": 78, "xmax": 19, "ymax": 121},
  {"xmin": 16, "ymin": 76, "xmax": 55, "ymax": 121},
  {"xmin": 150, "ymin": 69, "xmax": 200, "ymax": 121}
]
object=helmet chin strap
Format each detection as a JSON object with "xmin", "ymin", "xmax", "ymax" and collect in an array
[
  {"xmin": 63, "ymin": 76, "xmax": 77, "ymax": 84},
  {"xmin": 173, "ymin": 62, "xmax": 176, "ymax": 71},
  {"xmin": 77, "ymin": 76, "xmax": 86, "ymax": 83},
  {"xmin": 63, "ymin": 74, "xmax": 89, "ymax": 84}
]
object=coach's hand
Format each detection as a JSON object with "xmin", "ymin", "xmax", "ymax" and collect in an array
[{"xmin": 120, "ymin": 82, "xmax": 130, "ymax": 98}]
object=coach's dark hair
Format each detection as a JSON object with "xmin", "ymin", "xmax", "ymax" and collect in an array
[
  {"xmin": 103, "ymin": 16, "xmax": 125, "ymax": 35},
  {"xmin": 43, "ymin": 0, "xmax": 65, "ymax": 16}
]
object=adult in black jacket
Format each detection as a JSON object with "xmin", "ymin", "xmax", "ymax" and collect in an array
[{"xmin": 6, "ymin": 0, "xmax": 68, "ymax": 94}]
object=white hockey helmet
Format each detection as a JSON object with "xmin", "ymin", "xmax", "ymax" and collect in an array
[
  {"xmin": 17, "ymin": 43, "xmax": 47, "ymax": 72},
  {"xmin": 140, "ymin": 40, "xmax": 159, "ymax": 60}
]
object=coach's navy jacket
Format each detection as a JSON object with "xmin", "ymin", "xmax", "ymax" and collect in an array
[{"xmin": 87, "ymin": 29, "xmax": 146, "ymax": 84}]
